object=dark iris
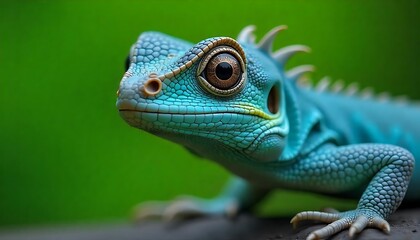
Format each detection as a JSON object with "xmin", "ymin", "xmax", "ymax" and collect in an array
[
  {"xmin": 125, "ymin": 55, "xmax": 130, "ymax": 71},
  {"xmin": 215, "ymin": 62, "xmax": 233, "ymax": 80}
]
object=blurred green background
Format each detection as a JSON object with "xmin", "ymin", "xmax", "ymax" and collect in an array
[{"xmin": 0, "ymin": 0, "xmax": 419, "ymax": 228}]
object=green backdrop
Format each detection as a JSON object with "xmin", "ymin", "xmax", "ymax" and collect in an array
[{"xmin": 1, "ymin": 0, "xmax": 419, "ymax": 227}]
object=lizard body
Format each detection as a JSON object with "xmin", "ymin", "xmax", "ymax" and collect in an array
[{"xmin": 116, "ymin": 26, "xmax": 418, "ymax": 239}]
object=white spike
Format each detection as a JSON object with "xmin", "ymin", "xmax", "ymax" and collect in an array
[
  {"xmin": 286, "ymin": 65, "xmax": 315, "ymax": 81},
  {"xmin": 297, "ymin": 78, "xmax": 313, "ymax": 89},
  {"xmin": 360, "ymin": 87, "xmax": 374, "ymax": 99},
  {"xmin": 394, "ymin": 95, "xmax": 409, "ymax": 104},
  {"xmin": 377, "ymin": 92, "xmax": 391, "ymax": 102},
  {"xmin": 315, "ymin": 76, "xmax": 331, "ymax": 92},
  {"xmin": 273, "ymin": 45, "xmax": 311, "ymax": 65},
  {"xmin": 237, "ymin": 25, "xmax": 256, "ymax": 44},
  {"xmin": 257, "ymin": 25, "xmax": 288, "ymax": 53},
  {"xmin": 345, "ymin": 82, "xmax": 359, "ymax": 96},
  {"xmin": 331, "ymin": 80, "xmax": 344, "ymax": 93}
]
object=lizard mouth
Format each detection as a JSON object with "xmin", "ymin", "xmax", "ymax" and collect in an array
[
  {"xmin": 118, "ymin": 109, "xmax": 258, "ymax": 121},
  {"xmin": 119, "ymin": 109, "xmax": 253, "ymax": 116},
  {"xmin": 118, "ymin": 108, "xmax": 285, "ymax": 139},
  {"xmin": 118, "ymin": 103, "xmax": 287, "ymax": 150},
  {"xmin": 117, "ymin": 100, "xmax": 282, "ymax": 134},
  {"xmin": 117, "ymin": 102, "xmax": 279, "ymax": 120},
  {"xmin": 118, "ymin": 109, "xmax": 262, "ymax": 134}
]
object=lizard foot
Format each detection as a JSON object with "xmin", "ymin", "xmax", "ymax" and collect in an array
[
  {"xmin": 133, "ymin": 195, "xmax": 239, "ymax": 222},
  {"xmin": 290, "ymin": 209, "xmax": 390, "ymax": 240}
]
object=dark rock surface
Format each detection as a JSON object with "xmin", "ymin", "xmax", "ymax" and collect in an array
[{"xmin": 0, "ymin": 209, "xmax": 419, "ymax": 240}]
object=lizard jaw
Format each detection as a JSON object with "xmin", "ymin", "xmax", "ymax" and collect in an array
[{"xmin": 118, "ymin": 109, "xmax": 258, "ymax": 131}]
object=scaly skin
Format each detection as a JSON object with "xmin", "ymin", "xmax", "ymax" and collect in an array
[{"xmin": 116, "ymin": 26, "xmax": 418, "ymax": 239}]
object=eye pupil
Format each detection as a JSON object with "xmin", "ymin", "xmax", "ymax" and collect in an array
[{"xmin": 215, "ymin": 62, "xmax": 233, "ymax": 80}]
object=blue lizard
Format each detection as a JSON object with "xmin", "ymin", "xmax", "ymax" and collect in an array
[{"xmin": 116, "ymin": 25, "xmax": 418, "ymax": 239}]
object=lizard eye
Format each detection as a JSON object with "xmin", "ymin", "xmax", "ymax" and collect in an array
[
  {"xmin": 197, "ymin": 46, "xmax": 246, "ymax": 96},
  {"xmin": 204, "ymin": 53, "xmax": 241, "ymax": 90}
]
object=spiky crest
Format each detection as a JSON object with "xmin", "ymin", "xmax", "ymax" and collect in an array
[
  {"xmin": 257, "ymin": 25, "xmax": 287, "ymax": 53},
  {"xmin": 286, "ymin": 65, "xmax": 315, "ymax": 81},
  {"xmin": 273, "ymin": 45, "xmax": 311, "ymax": 65},
  {"xmin": 237, "ymin": 25, "xmax": 412, "ymax": 105},
  {"xmin": 237, "ymin": 25, "xmax": 256, "ymax": 44}
]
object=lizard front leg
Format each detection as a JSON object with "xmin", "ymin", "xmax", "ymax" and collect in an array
[
  {"xmin": 134, "ymin": 177, "xmax": 269, "ymax": 221},
  {"xmin": 289, "ymin": 144, "xmax": 414, "ymax": 239}
]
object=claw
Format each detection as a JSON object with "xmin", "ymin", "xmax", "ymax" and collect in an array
[
  {"xmin": 224, "ymin": 200, "xmax": 239, "ymax": 218},
  {"xmin": 371, "ymin": 216, "xmax": 391, "ymax": 234},
  {"xmin": 290, "ymin": 215, "xmax": 299, "ymax": 229},
  {"xmin": 349, "ymin": 215, "xmax": 369, "ymax": 237},
  {"xmin": 132, "ymin": 201, "xmax": 167, "ymax": 221},
  {"xmin": 163, "ymin": 200, "xmax": 204, "ymax": 221},
  {"xmin": 306, "ymin": 233, "xmax": 319, "ymax": 240}
]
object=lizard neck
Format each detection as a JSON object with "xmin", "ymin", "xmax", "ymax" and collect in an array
[{"xmin": 279, "ymin": 80, "xmax": 339, "ymax": 161}]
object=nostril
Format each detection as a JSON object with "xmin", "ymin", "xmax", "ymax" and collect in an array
[{"xmin": 142, "ymin": 78, "xmax": 162, "ymax": 96}]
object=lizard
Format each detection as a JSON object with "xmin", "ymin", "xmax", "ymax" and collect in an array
[{"xmin": 116, "ymin": 25, "xmax": 418, "ymax": 239}]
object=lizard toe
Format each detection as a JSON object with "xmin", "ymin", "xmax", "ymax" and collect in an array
[
  {"xmin": 224, "ymin": 200, "xmax": 239, "ymax": 219},
  {"xmin": 293, "ymin": 209, "xmax": 390, "ymax": 239},
  {"xmin": 322, "ymin": 207, "xmax": 340, "ymax": 214},
  {"xmin": 132, "ymin": 201, "xmax": 167, "ymax": 222},
  {"xmin": 290, "ymin": 211, "xmax": 340, "ymax": 229},
  {"xmin": 348, "ymin": 215, "xmax": 369, "ymax": 237},
  {"xmin": 305, "ymin": 218, "xmax": 350, "ymax": 240},
  {"xmin": 132, "ymin": 195, "xmax": 240, "ymax": 222},
  {"xmin": 163, "ymin": 199, "xmax": 207, "ymax": 221}
]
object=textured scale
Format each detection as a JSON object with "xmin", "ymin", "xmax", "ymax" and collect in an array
[{"xmin": 117, "ymin": 26, "xmax": 418, "ymax": 240}]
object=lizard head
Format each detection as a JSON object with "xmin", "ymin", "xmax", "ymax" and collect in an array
[{"xmin": 117, "ymin": 26, "xmax": 309, "ymax": 163}]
